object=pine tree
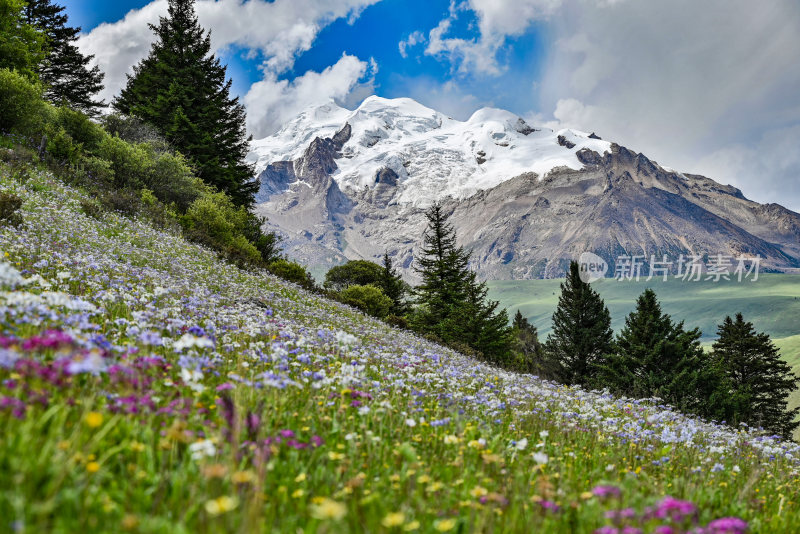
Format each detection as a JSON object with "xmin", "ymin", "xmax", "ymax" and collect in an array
[
  {"xmin": 113, "ymin": 0, "xmax": 256, "ymax": 207},
  {"xmin": 544, "ymin": 261, "xmax": 613, "ymax": 387},
  {"xmin": 378, "ymin": 252, "xmax": 409, "ymax": 316},
  {"xmin": 23, "ymin": 0, "xmax": 104, "ymax": 115},
  {"xmin": 711, "ymin": 313, "xmax": 800, "ymax": 439},
  {"xmin": 0, "ymin": 0, "xmax": 46, "ymax": 79},
  {"xmin": 448, "ymin": 271, "xmax": 513, "ymax": 361},
  {"xmin": 598, "ymin": 289, "xmax": 707, "ymax": 412},
  {"xmin": 412, "ymin": 202, "xmax": 470, "ymax": 336},
  {"xmin": 412, "ymin": 203, "xmax": 512, "ymax": 361}
]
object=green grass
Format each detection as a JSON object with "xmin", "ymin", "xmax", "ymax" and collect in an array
[
  {"xmin": 488, "ymin": 274, "xmax": 800, "ymax": 342},
  {"xmin": 3, "ymin": 160, "xmax": 800, "ymax": 533}
]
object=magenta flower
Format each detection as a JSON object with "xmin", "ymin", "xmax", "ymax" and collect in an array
[
  {"xmin": 707, "ymin": 517, "xmax": 748, "ymax": 534},
  {"xmin": 592, "ymin": 485, "xmax": 622, "ymax": 499},
  {"xmin": 653, "ymin": 496, "xmax": 697, "ymax": 521}
]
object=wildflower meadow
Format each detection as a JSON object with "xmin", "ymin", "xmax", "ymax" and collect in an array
[{"xmin": 1, "ymin": 163, "xmax": 799, "ymax": 533}]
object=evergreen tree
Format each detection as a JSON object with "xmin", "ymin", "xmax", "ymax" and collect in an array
[
  {"xmin": 113, "ymin": 0, "xmax": 256, "ymax": 206},
  {"xmin": 378, "ymin": 252, "xmax": 409, "ymax": 316},
  {"xmin": 0, "ymin": 0, "xmax": 46, "ymax": 79},
  {"xmin": 711, "ymin": 313, "xmax": 800, "ymax": 439},
  {"xmin": 412, "ymin": 202, "xmax": 470, "ymax": 336},
  {"xmin": 447, "ymin": 271, "xmax": 513, "ymax": 361},
  {"xmin": 598, "ymin": 289, "xmax": 707, "ymax": 412},
  {"xmin": 23, "ymin": 0, "xmax": 104, "ymax": 115},
  {"xmin": 412, "ymin": 203, "xmax": 512, "ymax": 361},
  {"xmin": 544, "ymin": 261, "xmax": 613, "ymax": 387}
]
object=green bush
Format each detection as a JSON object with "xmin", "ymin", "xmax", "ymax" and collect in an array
[
  {"xmin": 145, "ymin": 149, "xmax": 204, "ymax": 211},
  {"xmin": 0, "ymin": 68, "xmax": 44, "ymax": 134},
  {"xmin": 384, "ymin": 314, "xmax": 409, "ymax": 329},
  {"xmin": 267, "ymin": 259, "xmax": 315, "ymax": 290},
  {"xmin": 46, "ymin": 128, "xmax": 81, "ymax": 164},
  {"xmin": 182, "ymin": 191, "xmax": 260, "ymax": 265},
  {"xmin": 0, "ymin": 191, "xmax": 23, "ymax": 226},
  {"xmin": 324, "ymin": 260, "xmax": 384, "ymax": 292},
  {"xmin": 339, "ymin": 284, "xmax": 393, "ymax": 318},
  {"xmin": 53, "ymin": 106, "xmax": 104, "ymax": 152},
  {"xmin": 95, "ymin": 135, "xmax": 148, "ymax": 190}
]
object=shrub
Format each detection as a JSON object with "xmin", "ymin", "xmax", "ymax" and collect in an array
[
  {"xmin": 0, "ymin": 68, "xmax": 44, "ymax": 135},
  {"xmin": 100, "ymin": 188, "xmax": 141, "ymax": 216},
  {"xmin": 0, "ymin": 191, "xmax": 23, "ymax": 225},
  {"xmin": 145, "ymin": 149, "xmax": 204, "ymax": 211},
  {"xmin": 324, "ymin": 260, "xmax": 384, "ymax": 292},
  {"xmin": 384, "ymin": 314, "xmax": 409, "ymax": 329},
  {"xmin": 339, "ymin": 284, "xmax": 393, "ymax": 318},
  {"xmin": 268, "ymin": 259, "xmax": 315, "ymax": 291},
  {"xmin": 53, "ymin": 107, "xmax": 104, "ymax": 152},
  {"xmin": 79, "ymin": 197, "xmax": 103, "ymax": 220},
  {"xmin": 95, "ymin": 135, "xmax": 148, "ymax": 190},
  {"xmin": 241, "ymin": 213, "xmax": 283, "ymax": 264},
  {"xmin": 46, "ymin": 128, "xmax": 81, "ymax": 165}
]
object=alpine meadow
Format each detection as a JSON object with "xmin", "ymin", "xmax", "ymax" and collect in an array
[{"xmin": 2, "ymin": 1, "xmax": 800, "ymax": 533}]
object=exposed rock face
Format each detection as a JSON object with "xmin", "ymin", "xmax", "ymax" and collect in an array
[{"xmin": 250, "ymin": 97, "xmax": 800, "ymax": 280}]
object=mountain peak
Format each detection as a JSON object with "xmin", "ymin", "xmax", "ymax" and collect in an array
[{"xmin": 249, "ymin": 96, "xmax": 613, "ymax": 206}]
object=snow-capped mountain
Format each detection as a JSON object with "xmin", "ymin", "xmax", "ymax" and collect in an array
[
  {"xmin": 248, "ymin": 96, "xmax": 611, "ymax": 206},
  {"xmin": 248, "ymin": 96, "xmax": 800, "ymax": 279}
]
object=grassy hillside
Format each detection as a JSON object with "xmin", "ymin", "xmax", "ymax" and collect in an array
[
  {"xmin": 487, "ymin": 275, "xmax": 800, "ymax": 343},
  {"xmin": 2, "ymin": 162, "xmax": 800, "ymax": 533}
]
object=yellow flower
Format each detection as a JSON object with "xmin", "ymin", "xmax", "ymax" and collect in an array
[
  {"xmin": 580, "ymin": 491, "xmax": 594, "ymax": 500},
  {"xmin": 295, "ymin": 472, "xmax": 307, "ymax": 483},
  {"xmin": 404, "ymin": 520, "xmax": 421, "ymax": 531},
  {"xmin": 310, "ymin": 498, "xmax": 347, "ymax": 521},
  {"xmin": 204, "ymin": 496, "xmax": 238, "ymax": 516},
  {"xmin": 85, "ymin": 412, "xmax": 103, "ymax": 428},
  {"xmin": 232, "ymin": 470, "xmax": 256, "ymax": 484},
  {"xmin": 427, "ymin": 482, "xmax": 444, "ymax": 492},
  {"xmin": 443, "ymin": 435, "xmax": 460, "ymax": 445},
  {"xmin": 434, "ymin": 518, "xmax": 457, "ymax": 532},
  {"xmin": 328, "ymin": 451, "xmax": 346, "ymax": 461},
  {"xmin": 130, "ymin": 441, "xmax": 146, "ymax": 453},
  {"xmin": 417, "ymin": 474, "xmax": 431, "ymax": 484},
  {"xmin": 292, "ymin": 489, "xmax": 305, "ymax": 498},
  {"xmin": 469, "ymin": 486, "xmax": 488, "ymax": 498},
  {"xmin": 86, "ymin": 461, "xmax": 100, "ymax": 473},
  {"xmin": 382, "ymin": 512, "xmax": 406, "ymax": 528}
]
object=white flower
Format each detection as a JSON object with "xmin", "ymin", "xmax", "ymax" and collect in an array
[
  {"xmin": 539, "ymin": 430, "xmax": 549, "ymax": 439},
  {"xmin": 358, "ymin": 406, "xmax": 370, "ymax": 415},
  {"xmin": 532, "ymin": 452, "xmax": 549, "ymax": 465},
  {"xmin": 405, "ymin": 418, "xmax": 417, "ymax": 427},
  {"xmin": 188, "ymin": 439, "xmax": 216, "ymax": 460},
  {"xmin": 173, "ymin": 334, "xmax": 214, "ymax": 352},
  {"xmin": 0, "ymin": 262, "xmax": 23, "ymax": 287},
  {"xmin": 605, "ymin": 464, "xmax": 615, "ymax": 472},
  {"xmin": 180, "ymin": 367, "xmax": 205, "ymax": 392},
  {"xmin": 344, "ymin": 433, "xmax": 357, "ymax": 441},
  {"xmin": 56, "ymin": 270, "xmax": 71, "ymax": 280},
  {"xmin": 335, "ymin": 330, "xmax": 358, "ymax": 347},
  {"xmin": 514, "ymin": 438, "xmax": 528, "ymax": 451},
  {"xmin": 732, "ymin": 465, "xmax": 741, "ymax": 473}
]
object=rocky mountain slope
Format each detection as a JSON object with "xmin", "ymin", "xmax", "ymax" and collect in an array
[{"xmin": 248, "ymin": 96, "xmax": 800, "ymax": 279}]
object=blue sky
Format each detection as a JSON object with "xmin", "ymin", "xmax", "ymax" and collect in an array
[
  {"xmin": 68, "ymin": 0, "xmax": 800, "ymax": 210},
  {"xmin": 65, "ymin": 0, "xmax": 549, "ymax": 119}
]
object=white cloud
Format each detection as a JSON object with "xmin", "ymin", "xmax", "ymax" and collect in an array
[
  {"xmin": 244, "ymin": 54, "xmax": 376, "ymax": 137},
  {"xmin": 78, "ymin": 0, "xmax": 380, "ymax": 105},
  {"xmin": 535, "ymin": 0, "xmax": 800, "ymax": 210},
  {"xmin": 422, "ymin": 0, "xmax": 563, "ymax": 75},
  {"xmin": 398, "ymin": 30, "xmax": 425, "ymax": 58}
]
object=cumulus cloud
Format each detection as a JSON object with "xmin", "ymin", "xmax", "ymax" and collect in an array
[
  {"xmin": 422, "ymin": 0, "xmax": 562, "ymax": 75},
  {"xmin": 244, "ymin": 54, "xmax": 376, "ymax": 137},
  {"xmin": 78, "ymin": 0, "xmax": 380, "ymax": 105},
  {"xmin": 536, "ymin": 0, "xmax": 800, "ymax": 210}
]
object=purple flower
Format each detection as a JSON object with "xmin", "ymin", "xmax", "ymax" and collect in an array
[
  {"xmin": 594, "ymin": 528, "xmax": 619, "ymax": 534},
  {"xmin": 592, "ymin": 485, "xmax": 622, "ymax": 499},
  {"xmin": 653, "ymin": 496, "xmax": 697, "ymax": 521},
  {"xmin": 707, "ymin": 517, "xmax": 748, "ymax": 534}
]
